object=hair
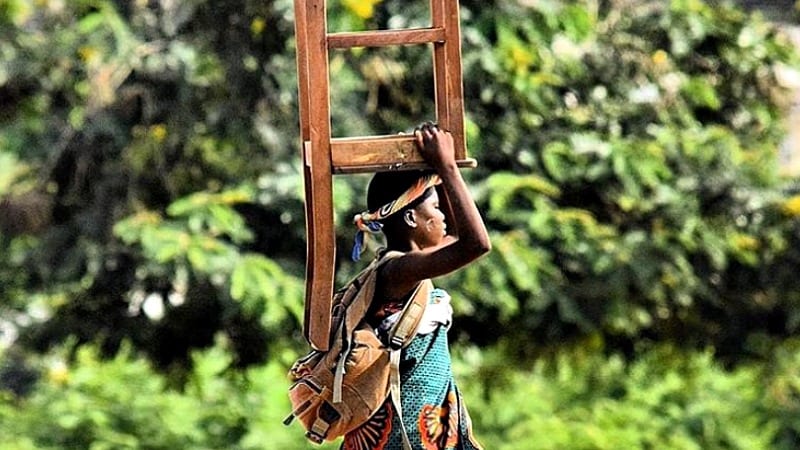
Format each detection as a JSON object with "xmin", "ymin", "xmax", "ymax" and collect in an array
[{"xmin": 366, "ymin": 170, "xmax": 435, "ymax": 243}]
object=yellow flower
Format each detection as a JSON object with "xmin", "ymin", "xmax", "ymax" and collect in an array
[
  {"xmin": 250, "ymin": 17, "xmax": 265, "ymax": 37},
  {"xmin": 150, "ymin": 124, "xmax": 167, "ymax": 142},
  {"xmin": 343, "ymin": 0, "xmax": 382, "ymax": 20},
  {"xmin": 78, "ymin": 46, "xmax": 99, "ymax": 63},
  {"xmin": 782, "ymin": 195, "xmax": 800, "ymax": 217},
  {"xmin": 652, "ymin": 49, "xmax": 669, "ymax": 67}
]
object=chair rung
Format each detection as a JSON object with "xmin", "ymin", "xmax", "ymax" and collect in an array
[
  {"xmin": 326, "ymin": 135, "xmax": 474, "ymax": 174},
  {"xmin": 327, "ymin": 27, "xmax": 446, "ymax": 49}
]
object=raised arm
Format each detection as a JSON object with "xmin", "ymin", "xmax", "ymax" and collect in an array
[{"xmin": 380, "ymin": 123, "xmax": 491, "ymax": 299}]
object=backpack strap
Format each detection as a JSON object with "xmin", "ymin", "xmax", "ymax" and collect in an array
[
  {"xmin": 386, "ymin": 278, "xmax": 432, "ymax": 450},
  {"xmin": 340, "ymin": 250, "xmax": 403, "ymax": 335},
  {"xmin": 389, "ymin": 349, "xmax": 410, "ymax": 450},
  {"xmin": 387, "ymin": 279, "xmax": 432, "ymax": 350},
  {"xmin": 331, "ymin": 251, "xmax": 403, "ymax": 403}
]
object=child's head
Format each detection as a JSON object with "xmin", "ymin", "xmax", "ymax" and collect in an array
[{"xmin": 351, "ymin": 170, "xmax": 439, "ymax": 259}]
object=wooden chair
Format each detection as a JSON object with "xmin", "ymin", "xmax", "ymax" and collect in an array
[{"xmin": 293, "ymin": 0, "xmax": 474, "ymax": 350}]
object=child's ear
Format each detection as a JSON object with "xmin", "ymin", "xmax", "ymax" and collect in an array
[{"xmin": 403, "ymin": 209, "xmax": 417, "ymax": 228}]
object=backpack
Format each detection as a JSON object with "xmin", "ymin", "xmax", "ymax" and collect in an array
[{"xmin": 283, "ymin": 251, "xmax": 430, "ymax": 447}]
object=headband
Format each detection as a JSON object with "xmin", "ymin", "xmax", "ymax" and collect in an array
[{"xmin": 351, "ymin": 173, "xmax": 442, "ymax": 261}]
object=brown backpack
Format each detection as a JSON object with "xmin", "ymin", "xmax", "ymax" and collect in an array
[{"xmin": 284, "ymin": 252, "xmax": 430, "ymax": 448}]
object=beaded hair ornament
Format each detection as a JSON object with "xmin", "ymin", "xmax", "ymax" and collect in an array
[{"xmin": 351, "ymin": 173, "xmax": 442, "ymax": 261}]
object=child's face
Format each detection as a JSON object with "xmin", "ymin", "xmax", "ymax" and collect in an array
[{"xmin": 412, "ymin": 189, "xmax": 446, "ymax": 248}]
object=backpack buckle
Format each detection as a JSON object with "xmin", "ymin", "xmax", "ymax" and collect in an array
[
  {"xmin": 305, "ymin": 430, "xmax": 324, "ymax": 444},
  {"xmin": 389, "ymin": 335, "xmax": 404, "ymax": 350}
]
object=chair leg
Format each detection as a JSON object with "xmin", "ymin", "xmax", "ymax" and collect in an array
[
  {"xmin": 305, "ymin": 0, "xmax": 336, "ymax": 351},
  {"xmin": 302, "ymin": 143, "xmax": 335, "ymax": 351},
  {"xmin": 443, "ymin": 0, "xmax": 466, "ymax": 160}
]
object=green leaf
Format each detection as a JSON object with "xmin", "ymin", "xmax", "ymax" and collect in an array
[
  {"xmin": 77, "ymin": 12, "xmax": 105, "ymax": 33},
  {"xmin": 230, "ymin": 254, "xmax": 282, "ymax": 303},
  {"xmin": 682, "ymin": 76, "xmax": 721, "ymax": 110}
]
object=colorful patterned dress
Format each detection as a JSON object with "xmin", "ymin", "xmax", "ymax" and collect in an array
[{"xmin": 341, "ymin": 287, "xmax": 483, "ymax": 450}]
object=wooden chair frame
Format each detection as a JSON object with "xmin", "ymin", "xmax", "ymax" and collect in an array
[{"xmin": 293, "ymin": 0, "xmax": 473, "ymax": 350}]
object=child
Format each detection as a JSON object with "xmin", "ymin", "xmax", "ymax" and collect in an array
[{"xmin": 344, "ymin": 122, "xmax": 491, "ymax": 450}]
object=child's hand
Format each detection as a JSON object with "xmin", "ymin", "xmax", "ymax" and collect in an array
[{"xmin": 414, "ymin": 122, "xmax": 456, "ymax": 170}]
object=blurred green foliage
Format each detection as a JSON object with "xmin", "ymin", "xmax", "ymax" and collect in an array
[
  {"xmin": 0, "ymin": 340, "xmax": 319, "ymax": 450},
  {"xmin": 4, "ymin": 338, "xmax": 800, "ymax": 449},
  {"xmin": 456, "ymin": 337, "xmax": 799, "ymax": 450},
  {"xmin": 2, "ymin": 0, "xmax": 800, "ymax": 448},
  {"xmin": 444, "ymin": 0, "xmax": 800, "ymax": 362}
]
